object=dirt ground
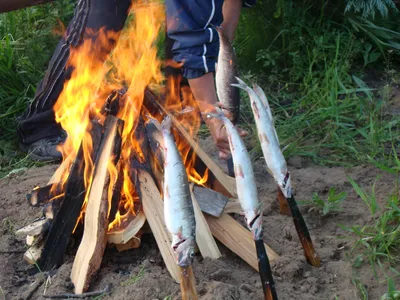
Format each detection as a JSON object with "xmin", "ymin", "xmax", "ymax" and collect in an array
[{"xmin": 0, "ymin": 137, "xmax": 399, "ymax": 300}]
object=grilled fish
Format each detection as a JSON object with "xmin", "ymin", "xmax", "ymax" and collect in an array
[
  {"xmin": 215, "ymin": 26, "xmax": 240, "ymax": 124},
  {"xmin": 232, "ymin": 78, "xmax": 292, "ymax": 198},
  {"xmin": 204, "ymin": 108, "xmax": 262, "ymax": 240},
  {"xmin": 160, "ymin": 116, "xmax": 196, "ymax": 267}
]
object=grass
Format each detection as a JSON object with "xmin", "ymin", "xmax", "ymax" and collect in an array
[
  {"xmin": 120, "ymin": 266, "xmax": 146, "ymax": 286},
  {"xmin": 299, "ymin": 187, "xmax": 348, "ymax": 216}
]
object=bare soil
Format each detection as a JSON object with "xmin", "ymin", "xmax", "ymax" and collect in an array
[{"xmin": 0, "ymin": 137, "xmax": 398, "ymax": 300}]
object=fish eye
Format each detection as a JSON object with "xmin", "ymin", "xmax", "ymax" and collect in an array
[{"xmin": 189, "ymin": 251, "xmax": 195, "ymax": 258}]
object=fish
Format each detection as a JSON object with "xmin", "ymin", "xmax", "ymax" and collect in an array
[
  {"xmin": 231, "ymin": 77, "xmax": 291, "ymax": 199},
  {"xmin": 204, "ymin": 108, "xmax": 278, "ymax": 299},
  {"xmin": 160, "ymin": 115, "xmax": 196, "ymax": 267},
  {"xmin": 215, "ymin": 26, "xmax": 240, "ymax": 124},
  {"xmin": 232, "ymin": 79, "xmax": 321, "ymax": 267},
  {"xmin": 204, "ymin": 108, "xmax": 262, "ymax": 240}
]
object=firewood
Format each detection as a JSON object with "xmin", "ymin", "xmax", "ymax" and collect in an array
[
  {"xmin": 26, "ymin": 234, "xmax": 44, "ymax": 247},
  {"xmin": 16, "ymin": 218, "xmax": 50, "ymax": 237},
  {"xmin": 192, "ymin": 185, "xmax": 228, "ymax": 218},
  {"xmin": 0, "ymin": 0, "xmax": 53, "ymax": 13},
  {"xmin": 189, "ymin": 184, "xmax": 221, "ymax": 260},
  {"xmin": 71, "ymin": 116, "xmax": 124, "ymax": 294},
  {"xmin": 37, "ymin": 119, "xmax": 104, "ymax": 271},
  {"xmin": 223, "ymin": 200, "xmax": 242, "ymax": 214},
  {"xmin": 107, "ymin": 210, "xmax": 146, "ymax": 245},
  {"xmin": 115, "ymin": 233, "xmax": 142, "ymax": 252},
  {"xmin": 137, "ymin": 168, "xmax": 181, "ymax": 283},
  {"xmin": 204, "ymin": 213, "xmax": 279, "ymax": 271},
  {"xmin": 24, "ymin": 244, "xmax": 44, "ymax": 265}
]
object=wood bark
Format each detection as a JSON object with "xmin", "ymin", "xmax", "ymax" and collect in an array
[
  {"xmin": 0, "ymin": 0, "xmax": 53, "ymax": 13},
  {"xmin": 71, "ymin": 116, "xmax": 124, "ymax": 294}
]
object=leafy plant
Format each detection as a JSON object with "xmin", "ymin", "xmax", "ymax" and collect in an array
[
  {"xmin": 381, "ymin": 278, "xmax": 400, "ymax": 300},
  {"xmin": 300, "ymin": 187, "xmax": 347, "ymax": 216},
  {"xmin": 345, "ymin": 0, "xmax": 398, "ymax": 19}
]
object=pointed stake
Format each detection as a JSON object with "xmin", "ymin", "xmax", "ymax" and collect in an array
[
  {"xmin": 255, "ymin": 239, "xmax": 279, "ymax": 300},
  {"xmin": 179, "ymin": 266, "xmax": 198, "ymax": 300},
  {"xmin": 276, "ymin": 187, "xmax": 291, "ymax": 216},
  {"xmin": 285, "ymin": 194, "xmax": 321, "ymax": 267}
]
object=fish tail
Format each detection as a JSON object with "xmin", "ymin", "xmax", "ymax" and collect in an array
[
  {"xmin": 146, "ymin": 114, "xmax": 163, "ymax": 132},
  {"xmin": 161, "ymin": 115, "xmax": 172, "ymax": 132},
  {"xmin": 231, "ymin": 76, "xmax": 252, "ymax": 93}
]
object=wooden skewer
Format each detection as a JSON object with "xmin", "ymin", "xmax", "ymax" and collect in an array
[
  {"xmin": 283, "ymin": 193, "xmax": 321, "ymax": 267},
  {"xmin": 179, "ymin": 266, "xmax": 198, "ymax": 300},
  {"xmin": 276, "ymin": 187, "xmax": 291, "ymax": 216},
  {"xmin": 255, "ymin": 239, "xmax": 278, "ymax": 300}
]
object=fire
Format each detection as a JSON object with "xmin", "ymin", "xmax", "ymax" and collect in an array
[{"xmin": 51, "ymin": 0, "xmax": 209, "ymax": 234}]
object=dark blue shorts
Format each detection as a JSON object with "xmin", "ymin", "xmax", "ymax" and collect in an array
[{"xmin": 165, "ymin": 0, "xmax": 257, "ymax": 79}]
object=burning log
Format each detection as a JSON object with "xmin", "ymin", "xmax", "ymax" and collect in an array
[
  {"xmin": 114, "ymin": 232, "xmax": 142, "ymax": 252},
  {"xmin": 36, "ymin": 119, "xmax": 104, "ymax": 271},
  {"xmin": 71, "ymin": 116, "xmax": 124, "ymax": 294},
  {"xmin": 0, "ymin": 0, "xmax": 53, "ymax": 13},
  {"xmin": 107, "ymin": 210, "xmax": 146, "ymax": 245}
]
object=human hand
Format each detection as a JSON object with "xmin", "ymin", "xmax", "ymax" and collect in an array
[{"xmin": 205, "ymin": 116, "xmax": 248, "ymax": 160}]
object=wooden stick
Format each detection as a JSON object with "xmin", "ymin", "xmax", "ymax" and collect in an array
[
  {"xmin": 223, "ymin": 200, "xmax": 242, "ymax": 214},
  {"xmin": 179, "ymin": 266, "xmax": 198, "ymax": 300},
  {"xmin": 138, "ymin": 168, "xmax": 181, "ymax": 283},
  {"xmin": 285, "ymin": 194, "xmax": 321, "ymax": 267},
  {"xmin": 71, "ymin": 116, "xmax": 124, "ymax": 294},
  {"xmin": 107, "ymin": 210, "xmax": 146, "ymax": 244},
  {"xmin": 16, "ymin": 218, "xmax": 50, "ymax": 237},
  {"xmin": 114, "ymin": 233, "xmax": 142, "ymax": 252},
  {"xmin": 255, "ymin": 239, "xmax": 278, "ymax": 300},
  {"xmin": 276, "ymin": 188, "xmax": 291, "ymax": 216},
  {"xmin": 24, "ymin": 244, "xmax": 44, "ymax": 265},
  {"xmin": 204, "ymin": 213, "xmax": 279, "ymax": 271},
  {"xmin": 0, "ymin": 0, "xmax": 53, "ymax": 14},
  {"xmin": 190, "ymin": 184, "xmax": 221, "ymax": 260}
]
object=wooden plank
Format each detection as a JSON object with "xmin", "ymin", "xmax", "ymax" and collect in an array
[
  {"xmin": 192, "ymin": 185, "xmax": 228, "ymax": 218},
  {"xmin": 204, "ymin": 213, "xmax": 279, "ymax": 271},
  {"xmin": 190, "ymin": 185, "xmax": 221, "ymax": 260},
  {"xmin": 115, "ymin": 233, "xmax": 142, "ymax": 252},
  {"xmin": 24, "ymin": 244, "xmax": 44, "ymax": 265},
  {"xmin": 71, "ymin": 116, "xmax": 123, "ymax": 294},
  {"xmin": 138, "ymin": 169, "xmax": 181, "ymax": 283},
  {"xmin": 0, "ymin": 0, "xmax": 53, "ymax": 14},
  {"xmin": 15, "ymin": 218, "xmax": 50, "ymax": 237},
  {"xmin": 107, "ymin": 210, "xmax": 146, "ymax": 244},
  {"xmin": 223, "ymin": 200, "xmax": 242, "ymax": 214}
]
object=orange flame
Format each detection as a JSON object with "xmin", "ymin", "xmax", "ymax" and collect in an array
[{"xmin": 52, "ymin": 0, "xmax": 208, "ymax": 234}]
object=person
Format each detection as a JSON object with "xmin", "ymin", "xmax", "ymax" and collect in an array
[{"xmin": 17, "ymin": 0, "xmax": 254, "ymax": 162}]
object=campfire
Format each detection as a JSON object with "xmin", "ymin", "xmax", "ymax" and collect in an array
[{"xmin": 16, "ymin": 1, "xmax": 319, "ymax": 298}]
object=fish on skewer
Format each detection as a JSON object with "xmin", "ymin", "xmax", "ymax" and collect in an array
[
  {"xmin": 231, "ymin": 77, "xmax": 321, "ymax": 267},
  {"xmin": 215, "ymin": 25, "xmax": 241, "ymax": 177},
  {"xmin": 204, "ymin": 108, "xmax": 278, "ymax": 300},
  {"xmin": 153, "ymin": 116, "xmax": 198, "ymax": 299}
]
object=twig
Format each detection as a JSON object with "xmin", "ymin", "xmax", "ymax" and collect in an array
[
  {"xmin": 25, "ymin": 274, "xmax": 46, "ymax": 300},
  {"xmin": 0, "ymin": 250, "xmax": 25, "ymax": 254},
  {"xmin": 42, "ymin": 284, "xmax": 112, "ymax": 299}
]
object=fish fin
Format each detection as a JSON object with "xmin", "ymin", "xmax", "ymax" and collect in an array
[
  {"xmin": 231, "ymin": 76, "xmax": 252, "ymax": 92},
  {"xmin": 161, "ymin": 115, "xmax": 172, "ymax": 131}
]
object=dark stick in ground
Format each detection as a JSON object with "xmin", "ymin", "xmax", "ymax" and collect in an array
[{"xmin": 255, "ymin": 239, "xmax": 278, "ymax": 300}]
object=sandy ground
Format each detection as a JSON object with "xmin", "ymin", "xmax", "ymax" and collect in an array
[{"xmin": 0, "ymin": 137, "xmax": 399, "ymax": 300}]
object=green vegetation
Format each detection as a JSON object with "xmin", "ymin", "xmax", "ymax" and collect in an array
[
  {"xmin": 0, "ymin": 0, "xmax": 399, "ymax": 298},
  {"xmin": 300, "ymin": 187, "xmax": 348, "ymax": 216},
  {"xmin": 120, "ymin": 266, "xmax": 146, "ymax": 286}
]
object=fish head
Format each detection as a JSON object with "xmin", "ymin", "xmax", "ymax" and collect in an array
[
  {"xmin": 173, "ymin": 238, "xmax": 196, "ymax": 267},
  {"xmin": 279, "ymin": 171, "xmax": 292, "ymax": 198}
]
